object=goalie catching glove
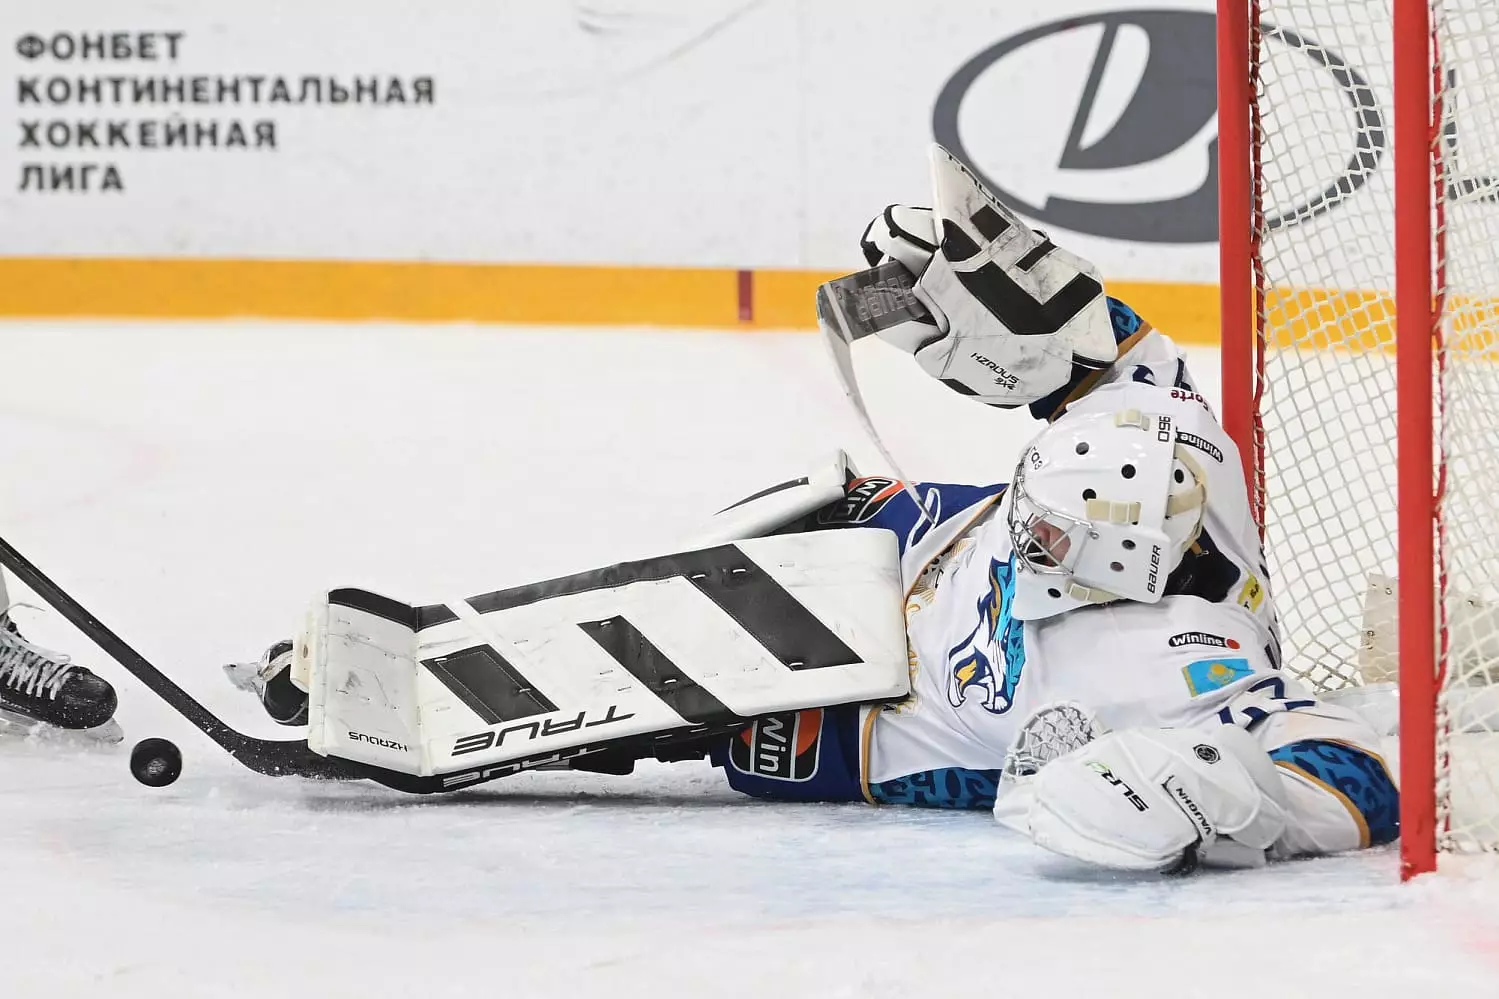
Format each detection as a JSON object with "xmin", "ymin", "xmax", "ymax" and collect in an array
[
  {"xmin": 854, "ymin": 144, "xmax": 1119, "ymax": 408},
  {"xmin": 999, "ymin": 722, "xmax": 1291, "ymax": 874}
]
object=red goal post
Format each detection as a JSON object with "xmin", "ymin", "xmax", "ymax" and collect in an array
[{"xmin": 1217, "ymin": 0, "xmax": 1499, "ymax": 878}]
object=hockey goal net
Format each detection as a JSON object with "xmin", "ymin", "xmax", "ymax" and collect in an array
[{"xmin": 1218, "ymin": 0, "xmax": 1499, "ymax": 876}]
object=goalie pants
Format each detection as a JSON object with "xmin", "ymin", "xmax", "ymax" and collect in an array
[
  {"xmin": 712, "ymin": 474, "xmax": 1013, "ymax": 809},
  {"xmin": 712, "ymin": 706, "xmax": 1004, "ymax": 810}
]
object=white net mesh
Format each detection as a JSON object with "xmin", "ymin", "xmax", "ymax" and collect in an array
[{"xmin": 1249, "ymin": 0, "xmax": 1499, "ymax": 850}]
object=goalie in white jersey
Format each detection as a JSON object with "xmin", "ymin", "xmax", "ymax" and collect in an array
[
  {"xmin": 704, "ymin": 147, "xmax": 1397, "ymax": 873},
  {"xmin": 229, "ymin": 145, "xmax": 1395, "ymax": 874}
]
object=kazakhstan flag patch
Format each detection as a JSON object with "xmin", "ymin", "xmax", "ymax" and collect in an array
[{"xmin": 1182, "ymin": 657, "xmax": 1255, "ymax": 696}]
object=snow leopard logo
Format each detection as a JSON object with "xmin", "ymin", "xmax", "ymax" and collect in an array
[{"xmin": 946, "ymin": 556, "xmax": 1027, "ymax": 714}]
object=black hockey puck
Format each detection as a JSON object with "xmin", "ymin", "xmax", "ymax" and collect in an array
[{"xmin": 130, "ymin": 737, "xmax": 182, "ymax": 788}]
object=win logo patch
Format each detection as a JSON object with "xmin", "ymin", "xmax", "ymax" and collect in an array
[
  {"xmin": 728, "ymin": 710, "xmax": 822, "ymax": 782},
  {"xmin": 1182, "ymin": 658, "xmax": 1255, "ymax": 696},
  {"xmin": 817, "ymin": 477, "xmax": 903, "ymax": 526}
]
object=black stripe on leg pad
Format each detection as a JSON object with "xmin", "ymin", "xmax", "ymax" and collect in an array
[
  {"xmin": 682, "ymin": 557, "xmax": 859, "ymax": 671},
  {"xmin": 328, "ymin": 588, "xmax": 418, "ymax": 629},
  {"xmin": 576, "ymin": 617, "xmax": 735, "ymax": 724},
  {"xmin": 417, "ymin": 604, "xmax": 459, "ymax": 629},
  {"xmin": 431, "ymin": 545, "xmax": 861, "ymax": 671},
  {"xmin": 422, "ymin": 645, "xmax": 558, "ymax": 725}
]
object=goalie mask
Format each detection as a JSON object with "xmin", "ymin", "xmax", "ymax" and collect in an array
[{"xmin": 1007, "ymin": 409, "xmax": 1208, "ymax": 621}]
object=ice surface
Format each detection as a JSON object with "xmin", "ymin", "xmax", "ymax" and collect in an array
[{"xmin": 1, "ymin": 321, "xmax": 1497, "ymax": 998}]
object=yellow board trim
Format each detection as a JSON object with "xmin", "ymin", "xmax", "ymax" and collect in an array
[
  {"xmin": 11, "ymin": 257, "xmax": 1489, "ymax": 354},
  {"xmin": 0, "ymin": 257, "xmax": 1230, "ymax": 343},
  {"xmin": 0, "ymin": 257, "xmax": 744, "ymax": 328},
  {"xmin": 747, "ymin": 268, "xmax": 841, "ymax": 330}
]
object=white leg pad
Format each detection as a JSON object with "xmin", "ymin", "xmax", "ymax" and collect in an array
[{"xmin": 296, "ymin": 530, "xmax": 908, "ymax": 784}]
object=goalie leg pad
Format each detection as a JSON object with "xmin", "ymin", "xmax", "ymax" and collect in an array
[
  {"xmin": 1021, "ymin": 725, "xmax": 1290, "ymax": 873},
  {"xmin": 688, "ymin": 451, "xmax": 857, "ymax": 547},
  {"xmin": 297, "ymin": 530, "xmax": 909, "ymax": 790}
]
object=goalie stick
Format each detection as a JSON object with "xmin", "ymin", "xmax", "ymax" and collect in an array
[
  {"xmin": 816, "ymin": 258, "xmax": 932, "ymax": 344},
  {"xmin": 817, "ymin": 260, "xmax": 939, "ymax": 527},
  {"xmin": 0, "ymin": 532, "xmax": 353, "ymax": 782}
]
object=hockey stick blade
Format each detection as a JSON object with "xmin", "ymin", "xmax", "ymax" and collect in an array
[
  {"xmin": 0, "ymin": 534, "xmax": 353, "ymax": 781},
  {"xmin": 815, "ymin": 259, "xmax": 932, "ymax": 342}
]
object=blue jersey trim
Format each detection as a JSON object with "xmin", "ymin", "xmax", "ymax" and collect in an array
[
  {"xmin": 1269, "ymin": 739, "xmax": 1399, "ymax": 847},
  {"xmin": 813, "ymin": 479, "xmax": 1006, "ymax": 559},
  {"xmin": 869, "ymin": 767, "xmax": 1001, "ymax": 810}
]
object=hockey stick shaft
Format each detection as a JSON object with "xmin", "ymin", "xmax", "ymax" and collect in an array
[
  {"xmin": 816, "ymin": 263, "xmax": 939, "ymax": 528},
  {"xmin": 0, "ymin": 533, "xmax": 351, "ymax": 780}
]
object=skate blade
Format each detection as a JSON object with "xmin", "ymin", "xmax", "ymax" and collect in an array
[{"xmin": 0, "ymin": 708, "xmax": 124, "ymax": 747}]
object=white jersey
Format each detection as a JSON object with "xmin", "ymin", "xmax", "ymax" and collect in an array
[{"xmin": 862, "ymin": 329, "xmax": 1391, "ymax": 858}]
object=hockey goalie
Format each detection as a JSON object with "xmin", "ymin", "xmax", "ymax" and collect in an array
[{"xmin": 227, "ymin": 145, "xmax": 1397, "ymax": 875}]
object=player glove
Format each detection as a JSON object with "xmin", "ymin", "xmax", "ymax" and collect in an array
[
  {"xmin": 855, "ymin": 205, "xmax": 945, "ymax": 354},
  {"xmin": 851, "ymin": 146, "xmax": 1118, "ymax": 407},
  {"xmin": 1010, "ymin": 725, "xmax": 1290, "ymax": 873}
]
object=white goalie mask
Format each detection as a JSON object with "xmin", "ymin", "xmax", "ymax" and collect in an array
[{"xmin": 1007, "ymin": 409, "xmax": 1208, "ymax": 621}]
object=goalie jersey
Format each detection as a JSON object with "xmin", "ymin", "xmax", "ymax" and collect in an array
[{"xmin": 827, "ymin": 317, "xmax": 1395, "ymax": 860}]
